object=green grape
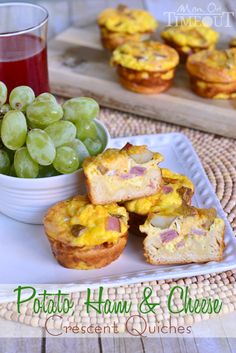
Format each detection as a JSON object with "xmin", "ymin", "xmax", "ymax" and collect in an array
[
  {"xmin": 3, "ymin": 146, "xmax": 15, "ymax": 163},
  {"xmin": 45, "ymin": 120, "xmax": 76, "ymax": 147},
  {"xmin": 9, "ymin": 86, "xmax": 35, "ymax": 111},
  {"xmin": 0, "ymin": 149, "xmax": 10, "ymax": 175},
  {"xmin": 14, "ymin": 147, "xmax": 39, "ymax": 178},
  {"xmin": 66, "ymin": 139, "xmax": 90, "ymax": 167},
  {"xmin": 38, "ymin": 165, "xmax": 60, "ymax": 178},
  {"xmin": 83, "ymin": 137, "xmax": 103, "ymax": 156},
  {"xmin": 76, "ymin": 120, "xmax": 98, "ymax": 141},
  {"xmin": 26, "ymin": 129, "xmax": 56, "ymax": 166},
  {"xmin": 53, "ymin": 146, "xmax": 79, "ymax": 174},
  {"xmin": 26, "ymin": 100, "xmax": 63, "ymax": 128},
  {"xmin": 95, "ymin": 122, "xmax": 107, "ymax": 150},
  {"xmin": 36, "ymin": 93, "xmax": 57, "ymax": 104},
  {"xmin": 9, "ymin": 164, "xmax": 17, "ymax": 177},
  {"xmin": 0, "ymin": 120, "xmax": 2, "ymax": 148},
  {"xmin": 0, "ymin": 104, "xmax": 10, "ymax": 117},
  {"xmin": 1, "ymin": 111, "xmax": 27, "ymax": 150},
  {"xmin": 0, "ymin": 82, "xmax": 7, "ymax": 107},
  {"xmin": 63, "ymin": 97, "xmax": 99, "ymax": 124}
]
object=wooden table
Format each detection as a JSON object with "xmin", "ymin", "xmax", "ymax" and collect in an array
[{"xmin": 1, "ymin": 0, "xmax": 236, "ymax": 351}]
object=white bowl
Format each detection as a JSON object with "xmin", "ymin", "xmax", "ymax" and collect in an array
[{"xmin": 0, "ymin": 120, "xmax": 110, "ymax": 225}]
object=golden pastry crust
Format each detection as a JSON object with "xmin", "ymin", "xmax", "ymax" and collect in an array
[
  {"xmin": 189, "ymin": 76, "xmax": 236, "ymax": 99},
  {"xmin": 118, "ymin": 71, "xmax": 172, "ymax": 94},
  {"xmin": 161, "ymin": 18, "xmax": 219, "ymax": 58},
  {"xmin": 44, "ymin": 195, "xmax": 129, "ymax": 269},
  {"xmin": 47, "ymin": 232, "xmax": 128, "ymax": 270},
  {"xmin": 186, "ymin": 48, "xmax": 236, "ymax": 83}
]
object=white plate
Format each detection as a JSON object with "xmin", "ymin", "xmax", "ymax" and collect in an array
[{"xmin": 1, "ymin": 132, "xmax": 236, "ymax": 303}]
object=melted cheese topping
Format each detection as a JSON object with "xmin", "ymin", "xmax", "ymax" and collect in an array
[
  {"xmin": 45, "ymin": 195, "xmax": 128, "ymax": 247},
  {"xmin": 125, "ymin": 168, "xmax": 194, "ymax": 215},
  {"xmin": 111, "ymin": 41, "xmax": 179, "ymax": 71},
  {"xmin": 187, "ymin": 48, "xmax": 236, "ymax": 82},
  {"xmin": 161, "ymin": 18, "xmax": 218, "ymax": 48},
  {"xmin": 97, "ymin": 6, "xmax": 157, "ymax": 34}
]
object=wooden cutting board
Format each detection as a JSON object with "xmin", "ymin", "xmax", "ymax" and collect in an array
[{"xmin": 48, "ymin": 26, "xmax": 236, "ymax": 138}]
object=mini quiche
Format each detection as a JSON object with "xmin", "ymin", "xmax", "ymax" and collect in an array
[
  {"xmin": 97, "ymin": 4, "xmax": 158, "ymax": 51},
  {"xmin": 111, "ymin": 41, "xmax": 179, "ymax": 94},
  {"xmin": 140, "ymin": 207, "xmax": 225, "ymax": 265},
  {"xmin": 83, "ymin": 143, "xmax": 163, "ymax": 204},
  {"xmin": 124, "ymin": 168, "xmax": 194, "ymax": 236},
  {"xmin": 44, "ymin": 195, "xmax": 129, "ymax": 270},
  {"xmin": 161, "ymin": 18, "xmax": 219, "ymax": 61},
  {"xmin": 186, "ymin": 48, "xmax": 236, "ymax": 99}
]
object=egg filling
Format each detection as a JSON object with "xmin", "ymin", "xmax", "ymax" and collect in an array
[
  {"xmin": 111, "ymin": 41, "xmax": 179, "ymax": 72},
  {"xmin": 44, "ymin": 195, "xmax": 129, "ymax": 248},
  {"xmin": 125, "ymin": 168, "xmax": 194, "ymax": 216},
  {"xmin": 161, "ymin": 19, "xmax": 218, "ymax": 53},
  {"xmin": 97, "ymin": 6, "xmax": 157, "ymax": 34}
]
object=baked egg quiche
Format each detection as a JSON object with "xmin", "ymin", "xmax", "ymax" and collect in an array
[
  {"xmin": 44, "ymin": 195, "xmax": 129, "ymax": 269},
  {"xmin": 124, "ymin": 168, "xmax": 194, "ymax": 235},
  {"xmin": 186, "ymin": 48, "xmax": 236, "ymax": 99},
  {"xmin": 111, "ymin": 41, "xmax": 179, "ymax": 94},
  {"xmin": 140, "ymin": 206, "xmax": 225, "ymax": 265},
  {"xmin": 97, "ymin": 4, "xmax": 158, "ymax": 51},
  {"xmin": 83, "ymin": 143, "xmax": 163, "ymax": 204},
  {"xmin": 161, "ymin": 18, "xmax": 219, "ymax": 61}
]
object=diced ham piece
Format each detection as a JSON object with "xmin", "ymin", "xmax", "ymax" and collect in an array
[
  {"xmin": 162, "ymin": 185, "xmax": 173, "ymax": 194},
  {"xmin": 160, "ymin": 229, "xmax": 179, "ymax": 243},
  {"xmin": 120, "ymin": 173, "xmax": 132, "ymax": 179},
  {"xmin": 191, "ymin": 228, "xmax": 206, "ymax": 236},
  {"xmin": 176, "ymin": 239, "xmax": 185, "ymax": 249},
  {"xmin": 130, "ymin": 166, "xmax": 146, "ymax": 176},
  {"xmin": 106, "ymin": 216, "xmax": 121, "ymax": 232}
]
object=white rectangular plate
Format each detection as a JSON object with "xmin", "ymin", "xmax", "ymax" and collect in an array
[{"xmin": 1, "ymin": 133, "xmax": 236, "ymax": 302}]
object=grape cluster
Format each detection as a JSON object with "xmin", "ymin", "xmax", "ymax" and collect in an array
[{"xmin": 0, "ymin": 82, "xmax": 104, "ymax": 178}]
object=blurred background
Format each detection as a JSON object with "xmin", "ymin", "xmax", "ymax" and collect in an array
[{"xmin": 0, "ymin": 0, "xmax": 234, "ymax": 38}]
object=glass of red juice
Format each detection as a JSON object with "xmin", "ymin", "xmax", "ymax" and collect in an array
[{"xmin": 0, "ymin": 2, "xmax": 49, "ymax": 96}]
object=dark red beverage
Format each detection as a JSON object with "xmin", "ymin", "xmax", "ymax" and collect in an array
[{"xmin": 0, "ymin": 34, "xmax": 49, "ymax": 95}]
